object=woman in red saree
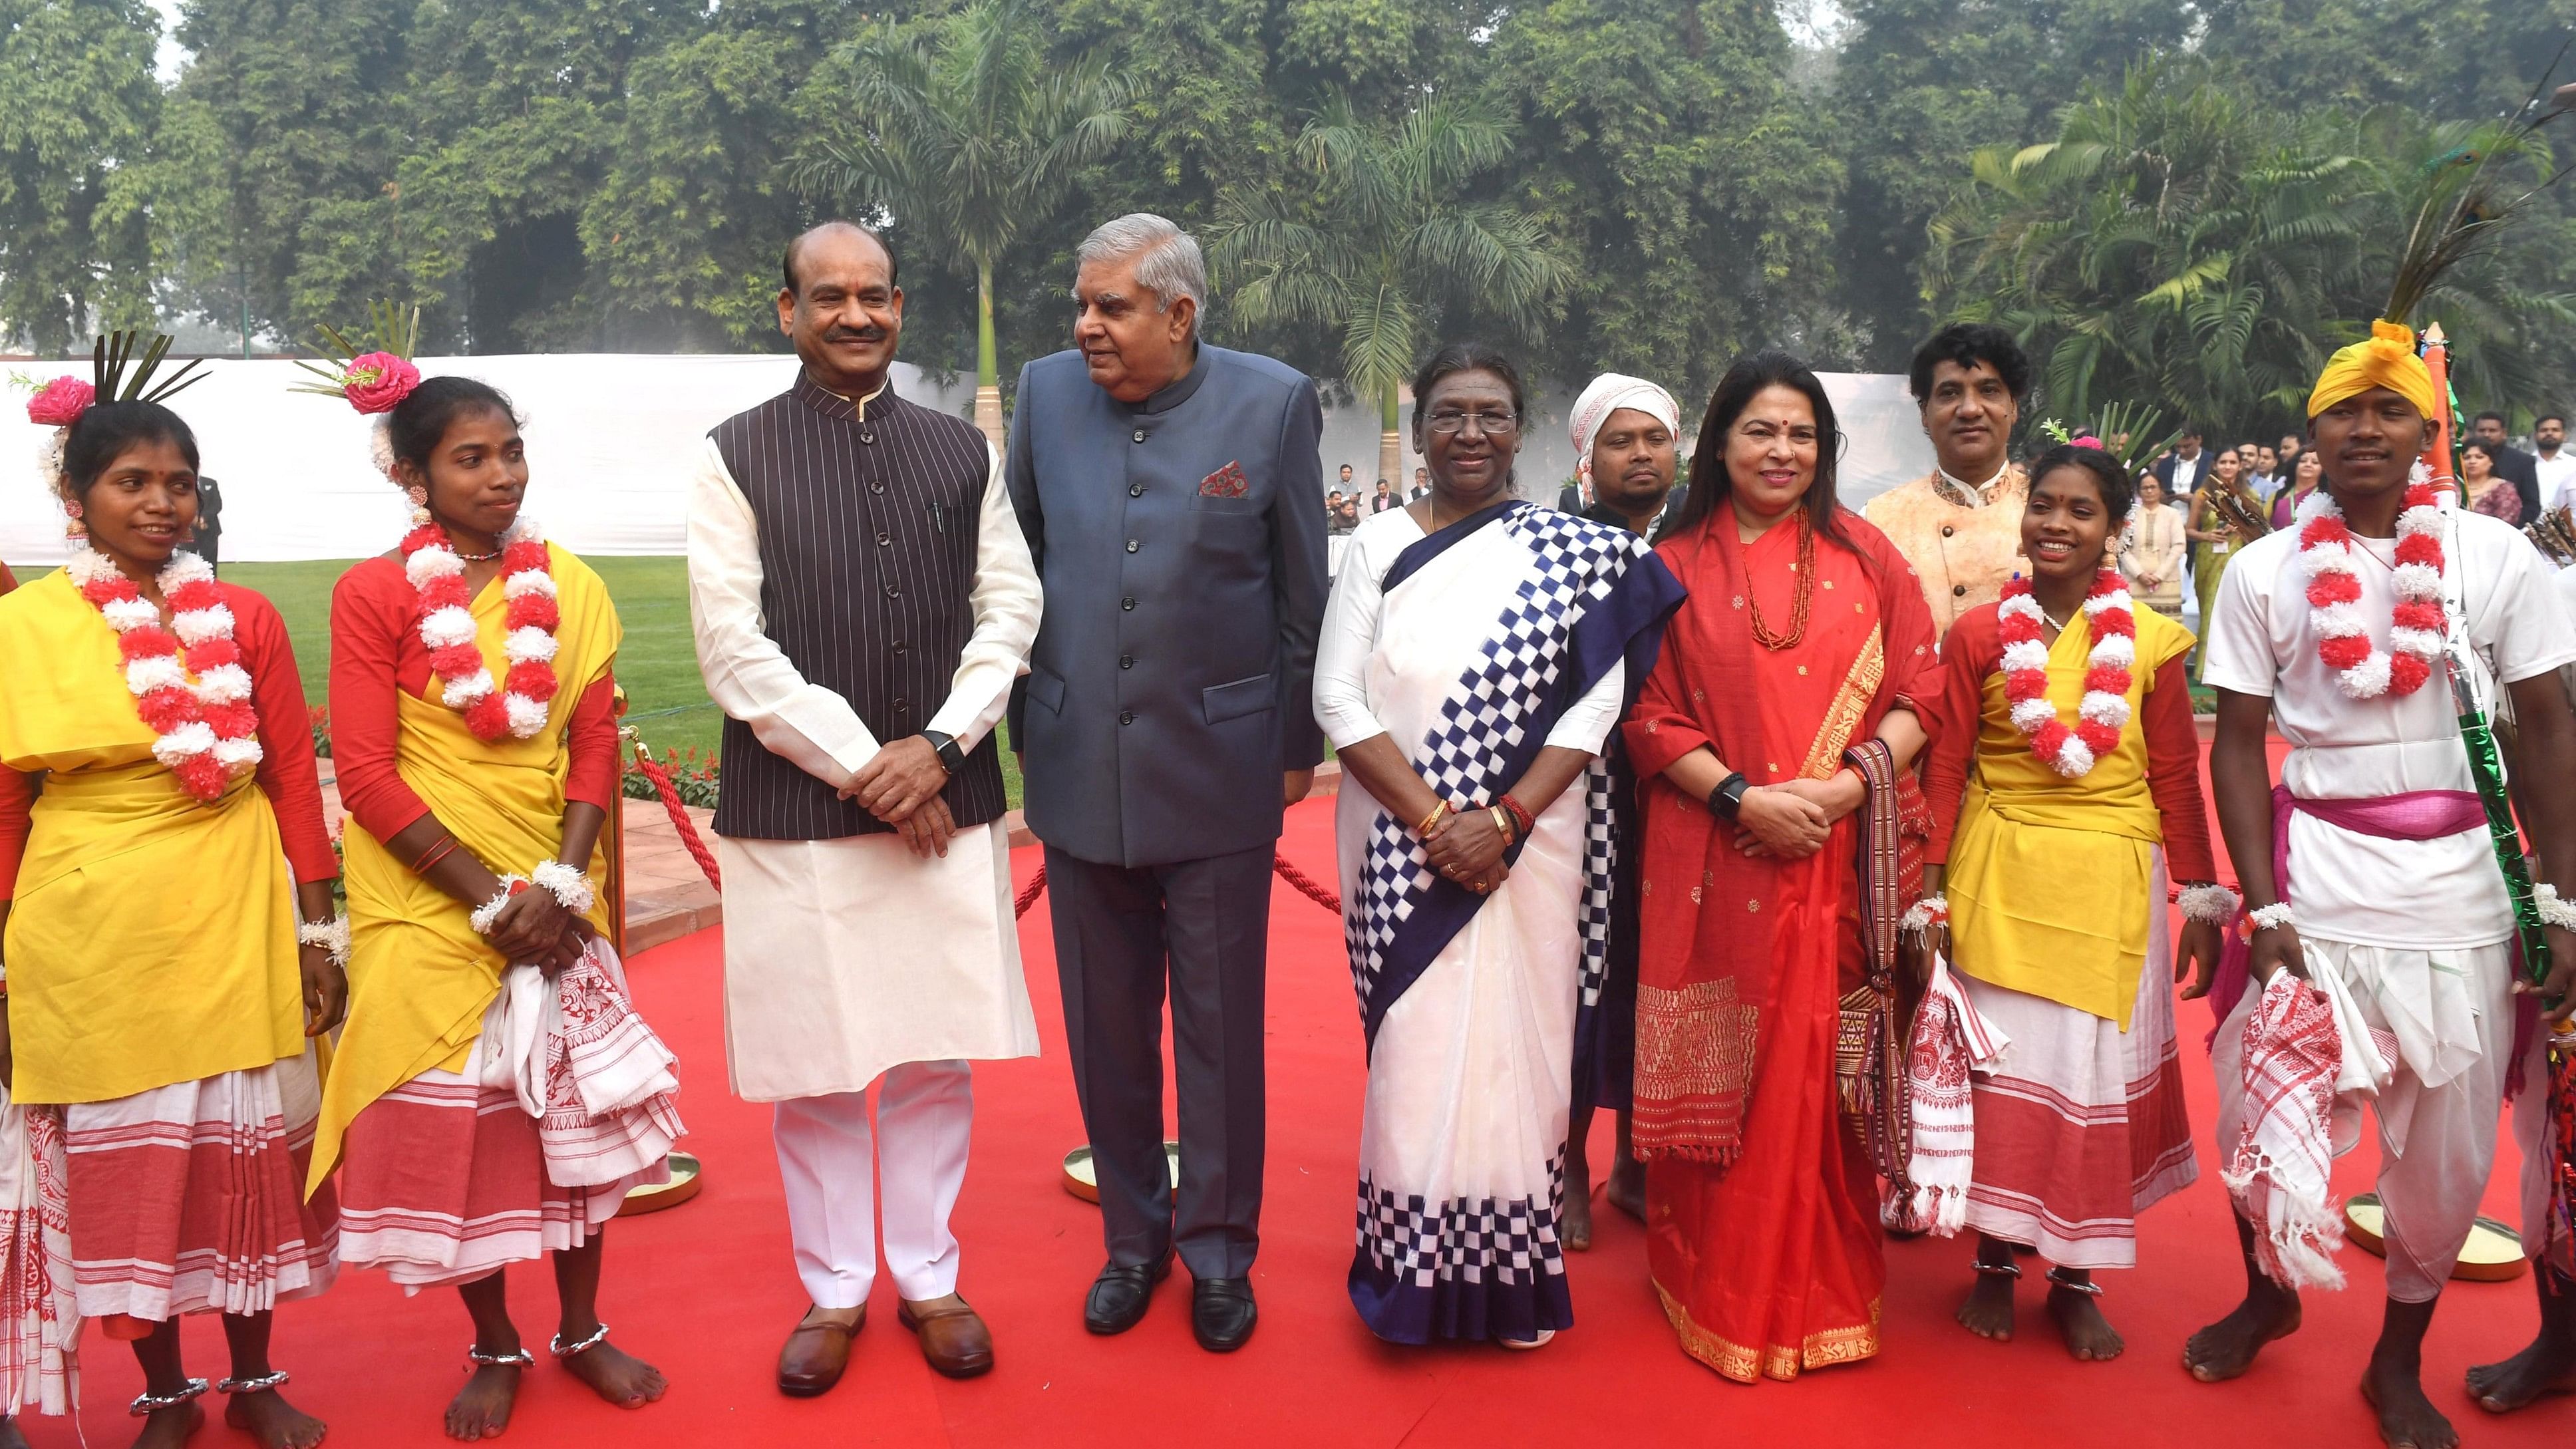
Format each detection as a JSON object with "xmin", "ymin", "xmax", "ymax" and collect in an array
[{"xmin": 1623, "ymin": 351, "xmax": 1942, "ymax": 1382}]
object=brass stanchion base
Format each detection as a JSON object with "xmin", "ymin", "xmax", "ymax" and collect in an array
[
  {"xmin": 618, "ymin": 1152, "xmax": 704, "ymax": 1217},
  {"xmin": 1062, "ymin": 1142, "xmax": 1181, "ymax": 1204},
  {"xmin": 2342, "ymin": 1191, "xmax": 2524, "ymax": 1281}
]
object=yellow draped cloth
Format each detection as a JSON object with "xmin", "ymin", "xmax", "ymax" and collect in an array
[
  {"xmin": 310, "ymin": 546, "xmax": 619, "ymax": 1191},
  {"xmin": 0, "ymin": 571, "xmax": 303, "ymax": 1104},
  {"xmin": 1945, "ymin": 605, "xmax": 2193, "ymax": 1028}
]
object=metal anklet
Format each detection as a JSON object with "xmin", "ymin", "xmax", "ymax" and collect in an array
[
  {"xmin": 550, "ymin": 1322, "xmax": 612, "ymax": 1359},
  {"xmin": 216, "ymin": 1369, "xmax": 291, "ymax": 1395},
  {"xmin": 2044, "ymin": 1267, "xmax": 2104, "ymax": 1296},
  {"xmin": 1971, "ymin": 1258, "xmax": 2022, "ymax": 1279},
  {"xmin": 129, "ymin": 1378, "xmax": 210, "ymax": 1416},
  {"xmin": 466, "ymin": 1345, "xmax": 536, "ymax": 1369}
]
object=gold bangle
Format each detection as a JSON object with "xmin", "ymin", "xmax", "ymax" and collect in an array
[
  {"xmin": 1417, "ymin": 801, "xmax": 1452, "ymax": 836},
  {"xmin": 1490, "ymin": 805, "xmax": 1514, "ymax": 841}
]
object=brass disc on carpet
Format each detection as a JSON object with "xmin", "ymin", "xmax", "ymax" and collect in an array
[
  {"xmin": 618, "ymin": 1152, "xmax": 704, "ymax": 1217},
  {"xmin": 1062, "ymin": 1142, "xmax": 1182, "ymax": 1204},
  {"xmin": 2342, "ymin": 1192, "xmax": 2525, "ymax": 1282}
]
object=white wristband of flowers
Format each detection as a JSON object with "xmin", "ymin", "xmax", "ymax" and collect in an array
[
  {"xmin": 2539, "ymin": 884, "xmax": 2576, "ymax": 932},
  {"xmin": 1900, "ymin": 895, "xmax": 1949, "ymax": 935},
  {"xmin": 297, "ymin": 915, "xmax": 352, "ymax": 968},
  {"xmin": 2175, "ymin": 884, "xmax": 2242, "ymax": 927},
  {"xmin": 469, "ymin": 876, "xmax": 530, "ymax": 937},
  {"xmin": 530, "ymin": 860, "xmax": 596, "ymax": 915},
  {"xmin": 2248, "ymin": 902, "xmax": 2297, "ymax": 933}
]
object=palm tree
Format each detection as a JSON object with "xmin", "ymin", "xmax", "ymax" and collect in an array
[
  {"xmin": 1209, "ymin": 94, "xmax": 1571, "ymax": 486},
  {"xmin": 798, "ymin": 0, "xmax": 1130, "ymax": 445}
]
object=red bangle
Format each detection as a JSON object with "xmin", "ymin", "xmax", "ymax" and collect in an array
[
  {"xmin": 412, "ymin": 836, "xmax": 458, "ymax": 875},
  {"xmin": 1500, "ymin": 794, "xmax": 1536, "ymax": 840}
]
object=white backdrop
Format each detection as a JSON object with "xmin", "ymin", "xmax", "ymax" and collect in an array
[{"xmin": 1, "ymin": 353, "xmax": 1931, "ymax": 567}]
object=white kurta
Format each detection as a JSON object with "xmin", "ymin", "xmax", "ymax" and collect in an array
[{"xmin": 686, "ymin": 393, "xmax": 1043, "ymax": 1102}]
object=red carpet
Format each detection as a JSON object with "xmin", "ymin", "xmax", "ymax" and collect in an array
[{"xmin": 32, "ymin": 786, "xmax": 2567, "ymax": 1447}]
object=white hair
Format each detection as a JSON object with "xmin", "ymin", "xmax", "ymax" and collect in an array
[{"xmin": 1076, "ymin": 213, "xmax": 1207, "ymax": 321}]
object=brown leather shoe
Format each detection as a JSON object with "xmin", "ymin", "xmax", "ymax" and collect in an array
[
  {"xmin": 896, "ymin": 1296, "xmax": 995, "ymax": 1379},
  {"xmin": 777, "ymin": 1305, "xmax": 863, "ymax": 1397}
]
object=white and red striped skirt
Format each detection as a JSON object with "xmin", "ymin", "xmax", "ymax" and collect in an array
[
  {"xmin": 63, "ymin": 1048, "xmax": 339, "ymax": 1328},
  {"xmin": 335, "ymin": 1067, "xmax": 631, "ymax": 1291},
  {"xmin": 1957, "ymin": 961, "xmax": 2197, "ymax": 1271}
]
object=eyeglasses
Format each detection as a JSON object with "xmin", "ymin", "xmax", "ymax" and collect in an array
[{"xmin": 1425, "ymin": 410, "xmax": 1521, "ymax": 437}]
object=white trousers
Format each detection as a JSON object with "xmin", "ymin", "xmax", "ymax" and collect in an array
[
  {"xmin": 772, "ymin": 1059, "xmax": 973, "ymax": 1308},
  {"xmin": 2213, "ymin": 939, "xmax": 2546, "ymax": 1303}
]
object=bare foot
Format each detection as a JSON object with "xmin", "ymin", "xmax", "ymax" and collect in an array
[
  {"xmin": 1562, "ymin": 1153, "xmax": 1595, "ymax": 1252},
  {"xmin": 2046, "ymin": 1281, "xmax": 2124, "ymax": 1362},
  {"xmin": 445, "ymin": 1363, "xmax": 522, "ymax": 1442},
  {"xmin": 2362, "ymin": 1362, "xmax": 2458, "ymax": 1449},
  {"xmin": 561, "ymin": 1340, "xmax": 667, "ymax": 1410},
  {"xmin": 2467, "ymin": 1332, "xmax": 2576, "ymax": 1413},
  {"xmin": 2183, "ymin": 1291, "xmax": 2301, "ymax": 1382},
  {"xmin": 131, "ymin": 1400, "xmax": 206, "ymax": 1449},
  {"xmin": 1605, "ymin": 1158, "xmax": 1645, "ymax": 1223},
  {"xmin": 225, "ymin": 1387, "xmax": 327, "ymax": 1448},
  {"xmin": 1956, "ymin": 1271, "xmax": 2014, "ymax": 1342}
]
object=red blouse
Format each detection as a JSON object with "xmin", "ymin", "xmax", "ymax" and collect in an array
[
  {"xmin": 327, "ymin": 556, "xmax": 619, "ymax": 845},
  {"xmin": 1918, "ymin": 602, "xmax": 2216, "ymax": 881},
  {"xmin": 0, "ymin": 581, "xmax": 338, "ymax": 898}
]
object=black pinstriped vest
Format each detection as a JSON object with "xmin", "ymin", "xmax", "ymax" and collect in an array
[{"xmin": 708, "ymin": 373, "xmax": 1007, "ymax": 840}]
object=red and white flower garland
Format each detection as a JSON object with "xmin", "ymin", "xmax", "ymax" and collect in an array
[
  {"xmin": 2294, "ymin": 484, "xmax": 2445, "ymax": 699},
  {"xmin": 66, "ymin": 547, "xmax": 262, "ymax": 802},
  {"xmin": 1997, "ymin": 567, "xmax": 2136, "ymax": 778},
  {"xmin": 401, "ymin": 517, "xmax": 561, "ymax": 741}
]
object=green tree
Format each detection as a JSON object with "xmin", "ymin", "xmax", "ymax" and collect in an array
[
  {"xmin": 1209, "ymin": 92, "xmax": 1574, "ymax": 483},
  {"xmin": 797, "ymin": 0, "xmax": 1132, "ymax": 442},
  {"xmin": 0, "ymin": 0, "xmax": 166, "ymax": 351},
  {"xmin": 1486, "ymin": 0, "xmax": 1846, "ymax": 400}
]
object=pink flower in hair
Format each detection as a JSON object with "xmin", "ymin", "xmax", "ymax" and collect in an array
[
  {"xmin": 26, "ymin": 376, "xmax": 95, "ymax": 426},
  {"xmin": 2070, "ymin": 434, "xmax": 2106, "ymax": 450},
  {"xmin": 341, "ymin": 352, "xmax": 422, "ymax": 414}
]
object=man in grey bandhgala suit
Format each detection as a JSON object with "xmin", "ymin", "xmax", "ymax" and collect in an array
[{"xmin": 1006, "ymin": 214, "xmax": 1327, "ymax": 1353}]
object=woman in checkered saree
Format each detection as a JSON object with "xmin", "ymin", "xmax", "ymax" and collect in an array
[{"xmin": 1313, "ymin": 345, "xmax": 1681, "ymax": 1347}]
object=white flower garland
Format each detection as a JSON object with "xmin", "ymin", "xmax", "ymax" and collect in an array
[
  {"xmin": 530, "ymin": 860, "xmax": 596, "ymax": 915},
  {"xmin": 2537, "ymin": 884, "xmax": 2576, "ymax": 933},
  {"xmin": 2294, "ymin": 486, "xmax": 2446, "ymax": 700},
  {"xmin": 297, "ymin": 915, "xmax": 352, "ymax": 968},
  {"xmin": 67, "ymin": 547, "xmax": 263, "ymax": 802},
  {"xmin": 2176, "ymin": 884, "xmax": 2243, "ymax": 927}
]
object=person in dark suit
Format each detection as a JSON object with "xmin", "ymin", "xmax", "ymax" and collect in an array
[
  {"xmin": 191, "ymin": 474, "xmax": 224, "ymax": 569},
  {"xmin": 2469, "ymin": 411, "xmax": 2543, "ymax": 522},
  {"xmin": 1005, "ymin": 214, "xmax": 1329, "ymax": 1354}
]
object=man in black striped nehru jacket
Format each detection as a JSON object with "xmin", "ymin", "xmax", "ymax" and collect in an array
[{"xmin": 686, "ymin": 220, "xmax": 1043, "ymax": 1397}]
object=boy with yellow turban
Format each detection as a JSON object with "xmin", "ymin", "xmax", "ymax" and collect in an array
[{"xmin": 2184, "ymin": 319, "xmax": 2576, "ymax": 1449}]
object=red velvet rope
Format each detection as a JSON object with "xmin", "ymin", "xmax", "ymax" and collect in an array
[
  {"xmin": 632, "ymin": 745, "xmax": 723, "ymax": 890},
  {"xmin": 1009, "ymin": 856, "xmax": 1339, "ymax": 919}
]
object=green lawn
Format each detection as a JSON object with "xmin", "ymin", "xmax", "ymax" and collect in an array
[{"xmin": 218, "ymin": 556, "xmax": 1023, "ymax": 804}]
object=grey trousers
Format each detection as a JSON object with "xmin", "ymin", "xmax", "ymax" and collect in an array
[{"xmin": 1045, "ymin": 842, "xmax": 1271, "ymax": 1279}]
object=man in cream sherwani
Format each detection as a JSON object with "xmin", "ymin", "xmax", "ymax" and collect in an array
[{"xmin": 687, "ymin": 220, "xmax": 1041, "ymax": 1395}]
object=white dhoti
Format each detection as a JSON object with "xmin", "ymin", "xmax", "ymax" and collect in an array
[
  {"xmin": 2213, "ymin": 937, "xmax": 2537, "ymax": 1301},
  {"xmin": 718, "ymin": 820, "xmax": 1039, "ymax": 1307}
]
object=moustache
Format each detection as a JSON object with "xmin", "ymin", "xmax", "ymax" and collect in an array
[{"xmin": 824, "ymin": 328, "xmax": 888, "ymax": 344}]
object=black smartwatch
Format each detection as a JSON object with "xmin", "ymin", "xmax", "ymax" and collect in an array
[
  {"xmin": 921, "ymin": 730, "xmax": 967, "ymax": 776},
  {"xmin": 1708, "ymin": 771, "xmax": 1750, "ymax": 821}
]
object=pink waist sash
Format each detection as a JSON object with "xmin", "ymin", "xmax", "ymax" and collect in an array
[{"xmin": 2207, "ymin": 784, "xmax": 2484, "ymax": 1031}]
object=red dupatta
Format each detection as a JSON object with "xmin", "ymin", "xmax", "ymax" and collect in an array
[{"xmin": 1622, "ymin": 508, "xmax": 1943, "ymax": 1164}]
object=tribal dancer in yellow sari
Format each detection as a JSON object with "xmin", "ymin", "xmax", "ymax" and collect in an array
[
  {"xmin": 0, "ymin": 357, "xmax": 344, "ymax": 1449},
  {"xmin": 314, "ymin": 373, "xmax": 669, "ymax": 1440}
]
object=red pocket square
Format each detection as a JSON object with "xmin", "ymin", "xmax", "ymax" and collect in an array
[{"xmin": 1200, "ymin": 462, "xmax": 1250, "ymax": 499}]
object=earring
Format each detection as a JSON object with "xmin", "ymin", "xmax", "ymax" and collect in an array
[
  {"xmin": 62, "ymin": 498, "xmax": 85, "ymax": 544},
  {"xmin": 405, "ymin": 484, "xmax": 431, "ymax": 526}
]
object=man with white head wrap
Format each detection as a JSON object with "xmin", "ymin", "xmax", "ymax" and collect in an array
[
  {"xmin": 1565, "ymin": 373, "xmax": 1684, "ymax": 538},
  {"xmin": 1557, "ymin": 372, "xmax": 1683, "ymax": 1251}
]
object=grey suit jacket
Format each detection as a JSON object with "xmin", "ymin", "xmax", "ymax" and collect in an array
[{"xmin": 1006, "ymin": 344, "xmax": 1329, "ymax": 868}]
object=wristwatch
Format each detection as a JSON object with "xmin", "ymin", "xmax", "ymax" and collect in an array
[
  {"xmin": 1708, "ymin": 771, "xmax": 1750, "ymax": 821},
  {"xmin": 921, "ymin": 730, "xmax": 966, "ymax": 777}
]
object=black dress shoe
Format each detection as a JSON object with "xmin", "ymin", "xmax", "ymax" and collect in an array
[
  {"xmin": 1084, "ymin": 1252, "xmax": 1172, "ymax": 1335},
  {"xmin": 1191, "ymin": 1275, "xmax": 1257, "ymax": 1352}
]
